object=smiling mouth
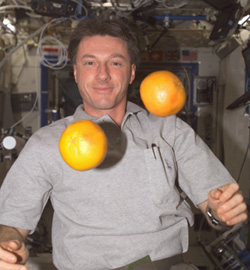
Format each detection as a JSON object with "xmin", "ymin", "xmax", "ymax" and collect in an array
[{"xmin": 93, "ymin": 86, "xmax": 113, "ymax": 93}]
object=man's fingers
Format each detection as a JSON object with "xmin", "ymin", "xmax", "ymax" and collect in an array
[
  {"xmin": 210, "ymin": 183, "xmax": 240, "ymax": 203},
  {"xmin": 0, "ymin": 240, "xmax": 25, "ymax": 265},
  {"xmin": 218, "ymin": 202, "xmax": 248, "ymax": 224},
  {"xmin": 217, "ymin": 182, "xmax": 240, "ymax": 203},
  {"xmin": 224, "ymin": 209, "xmax": 248, "ymax": 227},
  {"xmin": 0, "ymin": 242, "xmax": 20, "ymax": 265},
  {"xmin": 0, "ymin": 259, "xmax": 27, "ymax": 270},
  {"xmin": 226, "ymin": 212, "xmax": 248, "ymax": 226},
  {"xmin": 7, "ymin": 241, "xmax": 21, "ymax": 252},
  {"xmin": 217, "ymin": 192, "xmax": 245, "ymax": 214},
  {"xmin": 209, "ymin": 189, "xmax": 222, "ymax": 201},
  {"xmin": 0, "ymin": 246, "xmax": 17, "ymax": 263},
  {"xmin": 208, "ymin": 182, "xmax": 248, "ymax": 227}
]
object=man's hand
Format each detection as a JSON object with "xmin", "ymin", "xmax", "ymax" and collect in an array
[
  {"xmin": 208, "ymin": 182, "xmax": 248, "ymax": 226},
  {"xmin": 0, "ymin": 225, "xmax": 29, "ymax": 270},
  {"xmin": 0, "ymin": 240, "xmax": 28, "ymax": 270}
]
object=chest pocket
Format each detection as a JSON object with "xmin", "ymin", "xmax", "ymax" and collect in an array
[{"xmin": 144, "ymin": 144, "xmax": 179, "ymax": 205}]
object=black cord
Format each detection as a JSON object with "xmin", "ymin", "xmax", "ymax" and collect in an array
[{"xmin": 237, "ymin": 126, "xmax": 250, "ymax": 183}]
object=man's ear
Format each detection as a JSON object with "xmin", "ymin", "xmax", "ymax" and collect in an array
[
  {"xmin": 129, "ymin": 64, "xmax": 136, "ymax": 84},
  {"xmin": 73, "ymin": 65, "xmax": 78, "ymax": 84}
]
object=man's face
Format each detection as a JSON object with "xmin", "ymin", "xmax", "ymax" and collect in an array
[{"xmin": 73, "ymin": 35, "xmax": 136, "ymax": 116}]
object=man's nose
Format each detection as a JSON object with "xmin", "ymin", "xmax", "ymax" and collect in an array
[{"xmin": 96, "ymin": 63, "xmax": 111, "ymax": 81}]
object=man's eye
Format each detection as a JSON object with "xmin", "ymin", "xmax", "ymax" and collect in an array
[
  {"xmin": 112, "ymin": 62, "xmax": 121, "ymax": 66},
  {"xmin": 85, "ymin": 61, "xmax": 94, "ymax": 66}
]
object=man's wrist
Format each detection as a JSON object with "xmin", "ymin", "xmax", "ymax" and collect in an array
[{"xmin": 206, "ymin": 206, "xmax": 232, "ymax": 230}]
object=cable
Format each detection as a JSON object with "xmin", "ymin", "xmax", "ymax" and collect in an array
[
  {"xmin": 0, "ymin": 2, "xmax": 87, "ymax": 128},
  {"xmin": 6, "ymin": 19, "xmax": 61, "ymax": 129},
  {"xmin": 70, "ymin": 0, "xmax": 88, "ymax": 17},
  {"xmin": 0, "ymin": 5, "xmax": 32, "ymax": 12},
  {"xmin": 159, "ymin": 0, "xmax": 190, "ymax": 10},
  {"xmin": 237, "ymin": 125, "xmax": 250, "ymax": 183},
  {"xmin": 37, "ymin": 35, "xmax": 68, "ymax": 70},
  {"xmin": 8, "ymin": 18, "xmax": 68, "ymax": 129},
  {"xmin": 0, "ymin": 26, "xmax": 44, "ymax": 69},
  {"xmin": 36, "ymin": 12, "xmax": 88, "ymax": 70},
  {"xmin": 0, "ymin": 16, "xmax": 69, "ymax": 70},
  {"xmin": 9, "ymin": 52, "xmax": 40, "ymax": 130},
  {"xmin": 8, "ymin": 15, "xmax": 84, "ymax": 129},
  {"xmin": 37, "ymin": 17, "xmax": 69, "ymax": 70},
  {"xmin": 25, "ymin": 12, "xmax": 42, "ymax": 19},
  {"xmin": 11, "ymin": 0, "xmax": 27, "ymax": 4}
]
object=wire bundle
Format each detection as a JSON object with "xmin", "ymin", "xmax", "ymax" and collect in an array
[{"xmin": 37, "ymin": 18, "xmax": 69, "ymax": 70}]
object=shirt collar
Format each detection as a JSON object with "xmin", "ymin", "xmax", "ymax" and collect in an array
[{"xmin": 73, "ymin": 101, "xmax": 145, "ymax": 123}]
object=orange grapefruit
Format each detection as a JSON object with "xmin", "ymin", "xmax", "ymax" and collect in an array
[
  {"xmin": 59, "ymin": 120, "xmax": 107, "ymax": 171},
  {"xmin": 140, "ymin": 70, "xmax": 186, "ymax": 117}
]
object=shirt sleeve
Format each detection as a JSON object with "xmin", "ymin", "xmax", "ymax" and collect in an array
[
  {"xmin": 0, "ymin": 133, "xmax": 53, "ymax": 232},
  {"xmin": 173, "ymin": 117, "xmax": 235, "ymax": 206}
]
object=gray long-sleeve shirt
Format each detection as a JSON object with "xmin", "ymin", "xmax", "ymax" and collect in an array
[{"xmin": 0, "ymin": 102, "xmax": 234, "ymax": 269}]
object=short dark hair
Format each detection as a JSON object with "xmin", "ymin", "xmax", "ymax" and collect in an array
[{"xmin": 68, "ymin": 17, "xmax": 140, "ymax": 67}]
